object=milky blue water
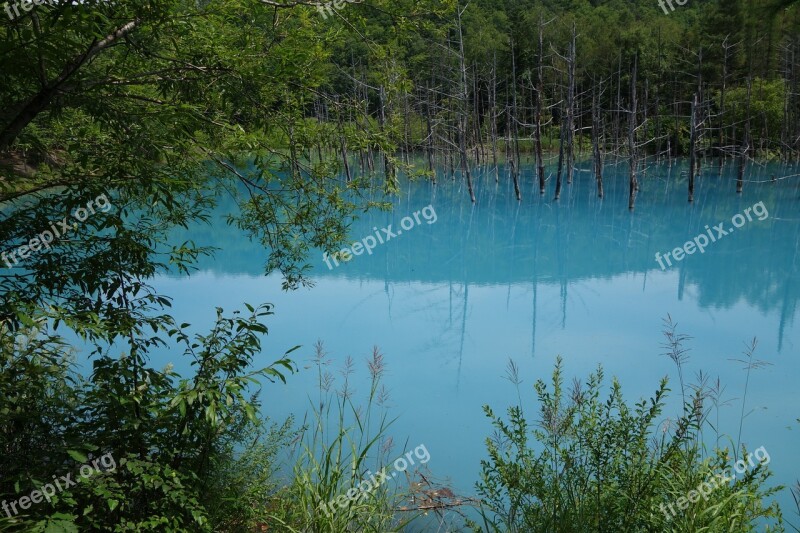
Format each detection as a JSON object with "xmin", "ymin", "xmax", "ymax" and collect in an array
[{"xmin": 146, "ymin": 158, "xmax": 800, "ymax": 525}]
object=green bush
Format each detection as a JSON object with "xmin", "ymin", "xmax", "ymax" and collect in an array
[
  {"xmin": 0, "ymin": 305, "xmax": 296, "ymax": 532},
  {"xmin": 472, "ymin": 351, "xmax": 784, "ymax": 532}
]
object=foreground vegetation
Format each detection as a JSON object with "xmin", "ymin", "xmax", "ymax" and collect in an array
[
  {"xmin": 1, "ymin": 309, "xmax": 796, "ymax": 531},
  {"xmin": 473, "ymin": 360, "xmax": 784, "ymax": 532}
]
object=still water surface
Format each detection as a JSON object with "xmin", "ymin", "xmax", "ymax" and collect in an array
[{"xmin": 151, "ymin": 159, "xmax": 800, "ymax": 521}]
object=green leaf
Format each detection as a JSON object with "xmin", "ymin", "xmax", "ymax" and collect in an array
[
  {"xmin": 43, "ymin": 514, "xmax": 78, "ymax": 533},
  {"xmin": 67, "ymin": 450, "xmax": 88, "ymax": 463}
]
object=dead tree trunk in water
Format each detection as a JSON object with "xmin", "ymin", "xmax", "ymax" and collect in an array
[
  {"xmin": 456, "ymin": 3, "xmax": 475, "ymax": 202},
  {"xmin": 425, "ymin": 81, "xmax": 435, "ymax": 180},
  {"xmin": 472, "ymin": 63, "xmax": 484, "ymax": 167},
  {"xmin": 628, "ymin": 55, "xmax": 638, "ymax": 210},
  {"xmin": 737, "ymin": 77, "xmax": 752, "ymax": 194},
  {"xmin": 592, "ymin": 84, "xmax": 604, "ymax": 198},
  {"xmin": 554, "ymin": 55, "xmax": 567, "ymax": 201},
  {"xmin": 490, "ymin": 52, "xmax": 499, "ymax": 182},
  {"xmin": 655, "ymin": 28, "xmax": 663, "ymax": 163},
  {"xmin": 614, "ymin": 54, "xmax": 622, "ymax": 160},
  {"xmin": 695, "ymin": 47, "xmax": 704, "ymax": 171},
  {"xmin": 736, "ymin": 133, "xmax": 748, "ymax": 193},
  {"xmin": 689, "ymin": 93, "xmax": 698, "ymax": 202},
  {"xmin": 535, "ymin": 17, "xmax": 546, "ymax": 195},
  {"xmin": 719, "ymin": 37, "xmax": 732, "ymax": 174},
  {"xmin": 506, "ymin": 108, "xmax": 515, "ymax": 189},
  {"xmin": 565, "ymin": 23, "xmax": 577, "ymax": 185},
  {"xmin": 510, "ymin": 40, "xmax": 522, "ymax": 201},
  {"xmin": 555, "ymin": 105, "xmax": 565, "ymax": 201},
  {"xmin": 378, "ymin": 85, "xmax": 396, "ymax": 187},
  {"xmin": 780, "ymin": 41, "xmax": 793, "ymax": 162},
  {"xmin": 791, "ymin": 39, "xmax": 799, "ymax": 160},
  {"xmin": 336, "ymin": 97, "xmax": 352, "ymax": 182}
]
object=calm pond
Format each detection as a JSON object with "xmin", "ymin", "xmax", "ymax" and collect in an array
[{"xmin": 152, "ymin": 158, "xmax": 800, "ymax": 521}]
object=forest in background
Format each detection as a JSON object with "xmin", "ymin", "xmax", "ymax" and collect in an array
[
  {"xmin": 5, "ymin": 0, "xmax": 800, "ymax": 210},
  {"xmin": 299, "ymin": 0, "xmax": 800, "ymax": 206}
]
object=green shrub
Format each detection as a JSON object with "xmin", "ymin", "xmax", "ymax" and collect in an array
[
  {"xmin": 472, "ymin": 351, "xmax": 784, "ymax": 532},
  {"xmin": 0, "ymin": 304, "xmax": 296, "ymax": 532}
]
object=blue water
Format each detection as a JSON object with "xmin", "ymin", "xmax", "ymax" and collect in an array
[{"xmin": 137, "ymin": 158, "xmax": 800, "ymax": 525}]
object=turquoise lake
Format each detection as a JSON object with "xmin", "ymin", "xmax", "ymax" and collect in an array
[{"xmin": 144, "ymin": 158, "xmax": 799, "ymax": 523}]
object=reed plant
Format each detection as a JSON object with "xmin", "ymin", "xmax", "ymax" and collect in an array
[{"xmin": 267, "ymin": 342, "xmax": 421, "ymax": 532}]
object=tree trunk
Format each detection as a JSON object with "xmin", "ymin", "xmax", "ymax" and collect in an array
[
  {"xmin": 535, "ymin": 17, "xmax": 546, "ymax": 195},
  {"xmin": 491, "ymin": 52, "xmax": 499, "ymax": 182},
  {"xmin": 456, "ymin": 3, "xmax": 475, "ymax": 202},
  {"xmin": 565, "ymin": 23, "xmax": 577, "ymax": 185},
  {"xmin": 510, "ymin": 40, "xmax": 522, "ymax": 201},
  {"xmin": 628, "ymin": 55, "xmax": 638, "ymax": 210},
  {"xmin": 689, "ymin": 93, "xmax": 698, "ymax": 202},
  {"xmin": 593, "ymin": 85, "xmax": 604, "ymax": 198},
  {"xmin": 737, "ymin": 78, "xmax": 752, "ymax": 194}
]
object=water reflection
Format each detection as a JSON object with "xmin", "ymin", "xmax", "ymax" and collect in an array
[{"xmin": 171, "ymin": 159, "xmax": 800, "ymax": 352}]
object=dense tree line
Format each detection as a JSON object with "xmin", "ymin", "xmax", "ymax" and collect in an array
[{"xmin": 306, "ymin": 0, "xmax": 800, "ymax": 204}]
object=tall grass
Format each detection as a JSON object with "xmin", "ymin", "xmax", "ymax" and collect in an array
[{"xmin": 267, "ymin": 343, "xmax": 420, "ymax": 532}]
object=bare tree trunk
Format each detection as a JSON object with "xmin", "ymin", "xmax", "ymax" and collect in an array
[
  {"xmin": 781, "ymin": 41, "xmax": 792, "ymax": 162},
  {"xmin": 425, "ymin": 83, "xmax": 435, "ymax": 179},
  {"xmin": 565, "ymin": 23, "xmax": 577, "ymax": 185},
  {"xmin": 456, "ymin": 3, "xmax": 476, "ymax": 202},
  {"xmin": 689, "ymin": 93, "xmax": 698, "ymax": 202},
  {"xmin": 554, "ymin": 58, "xmax": 566, "ymax": 201},
  {"xmin": 535, "ymin": 17, "xmax": 546, "ymax": 195},
  {"xmin": 335, "ymin": 97, "xmax": 352, "ymax": 182},
  {"xmin": 490, "ymin": 52, "xmax": 499, "ymax": 182},
  {"xmin": 555, "ymin": 115, "xmax": 565, "ymax": 201},
  {"xmin": 593, "ymin": 84, "xmax": 604, "ymax": 198},
  {"xmin": 510, "ymin": 40, "xmax": 522, "ymax": 201},
  {"xmin": 615, "ymin": 54, "xmax": 622, "ymax": 160},
  {"xmin": 671, "ymin": 78, "xmax": 679, "ymax": 161},
  {"xmin": 737, "ymin": 77, "xmax": 752, "ymax": 194},
  {"xmin": 473, "ymin": 63, "xmax": 486, "ymax": 167},
  {"xmin": 655, "ymin": 27, "xmax": 663, "ymax": 163},
  {"xmin": 719, "ymin": 36, "xmax": 732, "ymax": 174},
  {"xmin": 628, "ymin": 54, "xmax": 638, "ymax": 210},
  {"xmin": 378, "ymin": 85, "xmax": 396, "ymax": 186},
  {"xmin": 792, "ymin": 38, "xmax": 799, "ymax": 159}
]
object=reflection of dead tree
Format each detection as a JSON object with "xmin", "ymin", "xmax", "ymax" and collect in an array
[{"xmin": 395, "ymin": 469, "xmax": 480, "ymax": 520}]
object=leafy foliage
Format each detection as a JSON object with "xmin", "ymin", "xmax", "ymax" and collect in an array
[
  {"xmin": 472, "ymin": 354, "xmax": 784, "ymax": 532},
  {"xmin": 0, "ymin": 305, "xmax": 297, "ymax": 532}
]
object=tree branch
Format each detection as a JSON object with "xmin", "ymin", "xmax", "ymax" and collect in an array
[{"xmin": 0, "ymin": 19, "xmax": 140, "ymax": 152}]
